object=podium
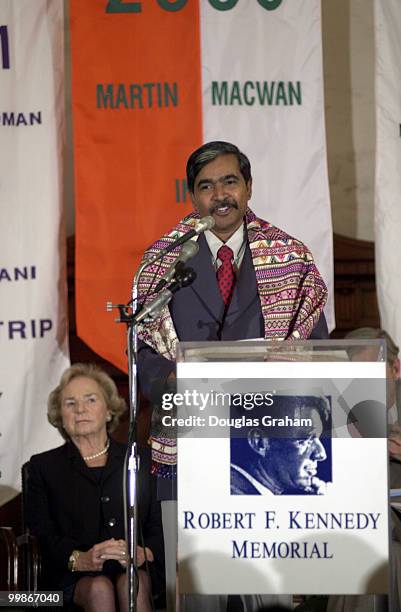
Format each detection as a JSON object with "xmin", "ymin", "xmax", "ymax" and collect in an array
[{"xmin": 164, "ymin": 339, "xmax": 390, "ymax": 597}]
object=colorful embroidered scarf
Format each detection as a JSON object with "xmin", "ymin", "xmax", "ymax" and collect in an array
[{"xmin": 137, "ymin": 208, "xmax": 328, "ymax": 475}]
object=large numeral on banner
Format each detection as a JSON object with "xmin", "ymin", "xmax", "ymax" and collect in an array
[
  {"xmin": 105, "ymin": 0, "xmax": 282, "ymax": 13},
  {"xmin": 157, "ymin": 0, "xmax": 188, "ymax": 10},
  {"xmin": 209, "ymin": 0, "xmax": 238, "ymax": 10},
  {"xmin": 0, "ymin": 26, "xmax": 10, "ymax": 69},
  {"xmin": 106, "ymin": 0, "xmax": 142, "ymax": 13},
  {"xmin": 257, "ymin": 0, "xmax": 282, "ymax": 10}
]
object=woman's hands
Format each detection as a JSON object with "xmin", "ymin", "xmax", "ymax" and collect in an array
[
  {"xmin": 136, "ymin": 545, "xmax": 154, "ymax": 567},
  {"xmin": 74, "ymin": 538, "xmax": 127, "ymax": 571},
  {"xmin": 72, "ymin": 540, "xmax": 154, "ymax": 571}
]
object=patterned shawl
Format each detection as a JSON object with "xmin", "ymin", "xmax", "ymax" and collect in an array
[{"xmin": 137, "ymin": 208, "xmax": 328, "ymax": 475}]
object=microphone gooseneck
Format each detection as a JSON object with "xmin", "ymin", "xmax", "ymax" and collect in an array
[{"xmin": 133, "ymin": 266, "xmax": 197, "ymax": 324}]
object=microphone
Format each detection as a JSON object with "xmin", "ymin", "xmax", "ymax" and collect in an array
[
  {"xmin": 149, "ymin": 215, "xmax": 215, "ymax": 262},
  {"xmin": 153, "ymin": 241, "xmax": 199, "ymax": 293},
  {"xmin": 192, "ymin": 215, "xmax": 215, "ymax": 234},
  {"xmin": 133, "ymin": 268, "xmax": 196, "ymax": 324}
]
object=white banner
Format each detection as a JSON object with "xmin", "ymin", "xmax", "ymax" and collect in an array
[
  {"xmin": 0, "ymin": 0, "xmax": 69, "ymax": 493},
  {"xmin": 200, "ymin": 0, "xmax": 334, "ymax": 330},
  {"xmin": 374, "ymin": 0, "xmax": 401, "ymax": 350}
]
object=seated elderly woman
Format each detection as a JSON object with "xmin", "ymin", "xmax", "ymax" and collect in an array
[{"xmin": 27, "ymin": 363, "xmax": 165, "ymax": 612}]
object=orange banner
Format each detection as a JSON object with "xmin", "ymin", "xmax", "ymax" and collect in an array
[{"xmin": 70, "ymin": 0, "xmax": 202, "ymax": 370}]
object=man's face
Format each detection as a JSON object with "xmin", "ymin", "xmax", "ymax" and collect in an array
[
  {"xmin": 190, "ymin": 153, "xmax": 252, "ymax": 241},
  {"xmin": 258, "ymin": 407, "xmax": 327, "ymax": 493}
]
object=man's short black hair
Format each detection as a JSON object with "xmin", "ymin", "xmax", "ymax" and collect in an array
[{"xmin": 186, "ymin": 141, "xmax": 252, "ymax": 193}]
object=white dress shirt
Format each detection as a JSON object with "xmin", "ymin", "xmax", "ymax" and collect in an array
[{"xmin": 204, "ymin": 222, "xmax": 246, "ymax": 275}]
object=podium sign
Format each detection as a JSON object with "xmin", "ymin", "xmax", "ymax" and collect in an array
[{"xmin": 171, "ymin": 340, "xmax": 389, "ymax": 595}]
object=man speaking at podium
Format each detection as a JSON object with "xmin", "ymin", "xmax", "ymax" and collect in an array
[{"xmin": 136, "ymin": 141, "xmax": 329, "ymax": 611}]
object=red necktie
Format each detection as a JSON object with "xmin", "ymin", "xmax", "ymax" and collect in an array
[{"xmin": 216, "ymin": 245, "xmax": 235, "ymax": 306}]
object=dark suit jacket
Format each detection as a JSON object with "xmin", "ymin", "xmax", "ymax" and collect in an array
[
  {"xmin": 27, "ymin": 439, "xmax": 164, "ymax": 591},
  {"xmin": 138, "ymin": 234, "xmax": 328, "ymax": 402}
]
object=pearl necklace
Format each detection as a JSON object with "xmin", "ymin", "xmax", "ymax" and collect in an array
[{"xmin": 83, "ymin": 438, "xmax": 110, "ymax": 461}]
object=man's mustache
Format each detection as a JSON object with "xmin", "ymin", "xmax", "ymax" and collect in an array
[{"xmin": 209, "ymin": 200, "xmax": 239, "ymax": 214}]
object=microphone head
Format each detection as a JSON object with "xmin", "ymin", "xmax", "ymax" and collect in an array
[
  {"xmin": 179, "ymin": 240, "xmax": 199, "ymax": 261},
  {"xmin": 194, "ymin": 215, "xmax": 215, "ymax": 234}
]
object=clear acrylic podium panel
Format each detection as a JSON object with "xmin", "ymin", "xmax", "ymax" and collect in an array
[
  {"xmin": 177, "ymin": 338, "xmax": 386, "ymax": 364},
  {"xmin": 174, "ymin": 339, "xmax": 390, "ymax": 596}
]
